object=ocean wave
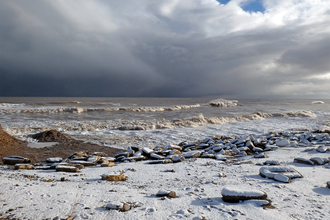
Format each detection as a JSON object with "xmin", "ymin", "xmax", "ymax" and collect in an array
[
  {"xmin": 0, "ymin": 104, "xmax": 201, "ymax": 114},
  {"xmin": 208, "ymin": 98, "xmax": 238, "ymax": 107},
  {"xmin": 312, "ymin": 101, "xmax": 325, "ymax": 104},
  {"xmin": 4, "ymin": 110, "xmax": 316, "ymax": 135},
  {"xmin": 0, "ymin": 103, "xmax": 26, "ymax": 109}
]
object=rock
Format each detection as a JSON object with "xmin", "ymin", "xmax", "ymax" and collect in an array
[
  {"xmin": 101, "ymin": 162, "xmax": 116, "ymax": 167},
  {"xmin": 142, "ymin": 147, "xmax": 154, "ymax": 155},
  {"xmin": 101, "ymin": 171, "xmax": 125, "ymax": 181},
  {"xmin": 294, "ymin": 158, "xmax": 315, "ymax": 165},
  {"xmin": 2, "ymin": 156, "xmax": 31, "ymax": 165},
  {"xmin": 121, "ymin": 156, "xmax": 145, "ymax": 162},
  {"xmin": 148, "ymin": 159, "xmax": 173, "ymax": 164},
  {"xmin": 316, "ymin": 145, "xmax": 328, "ymax": 153},
  {"xmin": 182, "ymin": 150, "xmax": 202, "ymax": 158},
  {"xmin": 69, "ymin": 156, "xmax": 100, "ymax": 166},
  {"xmin": 150, "ymin": 153, "xmax": 165, "ymax": 160},
  {"xmin": 263, "ymin": 160, "xmax": 280, "ymax": 166},
  {"xmin": 169, "ymin": 149, "xmax": 181, "ymax": 155},
  {"xmin": 219, "ymin": 173, "xmax": 226, "ymax": 177},
  {"xmin": 106, "ymin": 202, "xmax": 131, "ymax": 211},
  {"xmin": 46, "ymin": 157, "xmax": 63, "ymax": 163},
  {"xmin": 169, "ymin": 155, "xmax": 185, "ymax": 163},
  {"xmin": 115, "ymin": 151, "xmax": 130, "ymax": 158},
  {"xmin": 259, "ymin": 166, "xmax": 303, "ymax": 180},
  {"xmin": 92, "ymin": 152, "xmax": 108, "ymax": 157},
  {"xmin": 99, "ymin": 157, "xmax": 115, "ymax": 163},
  {"xmin": 310, "ymin": 157, "xmax": 325, "ymax": 165},
  {"xmin": 221, "ymin": 186, "xmax": 267, "ymax": 203},
  {"xmin": 276, "ymin": 139, "xmax": 290, "ymax": 147},
  {"xmin": 14, "ymin": 164, "xmax": 34, "ymax": 170},
  {"xmin": 121, "ymin": 203, "xmax": 131, "ymax": 212},
  {"xmin": 274, "ymin": 174, "xmax": 291, "ymax": 183},
  {"xmin": 327, "ymin": 181, "xmax": 330, "ymax": 189},
  {"xmin": 254, "ymin": 153, "xmax": 268, "ymax": 158},
  {"xmin": 55, "ymin": 165, "xmax": 80, "ymax": 173},
  {"xmin": 252, "ymin": 147, "xmax": 263, "ymax": 153},
  {"xmin": 155, "ymin": 190, "xmax": 177, "ymax": 198}
]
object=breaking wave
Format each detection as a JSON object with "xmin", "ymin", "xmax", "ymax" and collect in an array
[
  {"xmin": 0, "ymin": 104, "xmax": 201, "ymax": 114},
  {"xmin": 208, "ymin": 98, "xmax": 238, "ymax": 107},
  {"xmin": 4, "ymin": 110, "xmax": 316, "ymax": 135}
]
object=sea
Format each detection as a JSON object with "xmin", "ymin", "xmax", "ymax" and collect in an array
[{"xmin": 1, "ymin": 97, "xmax": 330, "ymax": 150}]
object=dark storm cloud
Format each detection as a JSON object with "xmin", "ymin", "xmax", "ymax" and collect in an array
[{"xmin": 0, "ymin": 0, "xmax": 330, "ymax": 97}]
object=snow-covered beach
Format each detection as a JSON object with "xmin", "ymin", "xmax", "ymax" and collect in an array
[{"xmin": 1, "ymin": 97, "xmax": 330, "ymax": 219}]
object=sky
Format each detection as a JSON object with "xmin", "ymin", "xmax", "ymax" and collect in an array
[{"xmin": 0, "ymin": 0, "xmax": 330, "ymax": 98}]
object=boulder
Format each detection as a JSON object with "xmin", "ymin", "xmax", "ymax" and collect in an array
[
  {"xmin": 14, "ymin": 164, "xmax": 34, "ymax": 170},
  {"xmin": 101, "ymin": 171, "xmax": 125, "ymax": 181},
  {"xmin": 263, "ymin": 160, "xmax": 280, "ymax": 166},
  {"xmin": 2, "ymin": 156, "xmax": 31, "ymax": 165},
  {"xmin": 56, "ymin": 165, "xmax": 80, "ymax": 173},
  {"xmin": 46, "ymin": 157, "xmax": 63, "ymax": 163},
  {"xmin": 106, "ymin": 202, "xmax": 131, "ymax": 212},
  {"xmin": 274, "ymin": 174, "xmax": 291, "ymax": 183},
  {"xmin": 327, "ymin": 181, "xmax": 330, "ymax": 189},
  {"xmin": 259, "ymin": 166, "xmax": 302, "ymax": 181},
  {"xmin": 276, "ymin": 139, "xmax": 290, "ymax": 147},
  {"xmin": 182, "ymin": 150, "xmax": 202, "ymax": 158},
  {"xmin": 316, "ymin": 146, "xmax": 328, "ymax": 153},
  {"xmin": 310, "ymin": 157, "xmax": 325, "ymax": 165},
  {"xmin": 254, "ymin": 153, "xmax": 268, "ymax": 158},
  {"xmin": 221, "ymin": 186, "xmax": 267, "ymax": 203},
  {"xmin": 155, "ymin": 190, "xmax": 177, "ymax": 198},
  {"xmin": 294, "ymin": 158, "xmax": 314, "ymax": 165},
  {"xmin": 148, "ymin": 159, "xmax": 173, "ymax": 164},
  {"xmin": 101, "ymin": 162, "xmax": 116, "ymax": 167}
]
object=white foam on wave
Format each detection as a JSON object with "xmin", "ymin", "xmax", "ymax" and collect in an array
[
  {"xmin": 3, "ymin": 110, "xmax": 317, "ymax": 137},
  {"xmin": 0, "ymin": 103, "xmax": 26, "ymax": 109},
  {"xmin": 0, "ymin": 104, "xmax": 201, "ymax": 114},
  {"xmin": 312, "ymin": 101, "xmax": 325, "ymax": 104},
  {"xmin": 208, "ymin": 98, "xmax": 238, "ymax": 107}
]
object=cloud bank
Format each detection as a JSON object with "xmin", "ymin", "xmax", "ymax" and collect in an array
[{"xmin": 0, "ymin": 0, "xmax": 329, "ymax": 97}]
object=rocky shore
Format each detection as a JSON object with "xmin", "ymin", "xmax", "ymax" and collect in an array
[{"xmin": 1, "ymin": 125, "xmax": 330, "ymax": 219}]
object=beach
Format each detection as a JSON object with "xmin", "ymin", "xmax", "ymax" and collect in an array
[{"xmin": 1, "ymin": 97, "xmax": 330, "ymax": 219}]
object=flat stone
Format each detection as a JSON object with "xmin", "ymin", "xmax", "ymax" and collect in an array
[
  {"xmin": 2, "ymin": 156, "xmax": 31, "ymax": 165},
  {"xmin": 259, "ymin": 166, "xmax": 302, "ymax": 180},
  {"xmin": 276, "ymin": 139, "xmax": 290, "ymax": 147},
  {"xmin": 14, "ymin": 164, "xmax": 34, "ymax": 170},
  {"xmin": 221, "ymin": 186, "xmax": 267, "ymax": 203},
  {"xmin": 294, "ymin": 158, "xmax": 315, "ymax": 165},
  {"xmin": 155, "ymin": 190, "xmax": 177, "ymax": 198},
  {"xmin": 101, "ymin": 172, "xmax": 125, "ymax": 181},
  {"xmin": 254, "ymin": 153, "xmax": 268, "ymax": 158},
  {"xmin": 46, "ymin": 157, "xmax": 63, "ymax": 163},
  {"xmin": 101, "ymin": 162, "xmax": 116, "ymax": 167},
  {"xmin": 148, "ymin": 159, "xmax": 173, "ymax": 164},
  {"xmin": 56, "ymin": 165, "xmax": 80, "ymax": 173},
  {"xmin": 182, "ymin": 150, "xmax": 202, "ymax": 158},
  {"xmin": 310, "ymin": 157, "xmax": 325, "ymax": 165},
  {"xmin": 263, "ymin": 160, "xmax": 280, "ymax": 166},
  {"xmin": 274, "ymin": 174, "xmax": 291, "ymax": 183},
  {"xmin": 316, "ymin": 146, "xmax": 328, "ymax": 153}
]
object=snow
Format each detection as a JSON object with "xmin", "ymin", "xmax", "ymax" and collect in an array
[
  {"xmin": 1, "ymin": 141, "xmax": 330, "ymax": 220},
  {"xmin": 221, "ymin": 187, "xmax": 265, "ymax": 197}
]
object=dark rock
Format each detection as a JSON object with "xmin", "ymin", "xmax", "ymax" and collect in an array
[
  {"xmin": 2, "ymin": 156, "xmax": 31, "ymax": 165},
  {"xmin": 221, "ymin": 186, "xmax": 267, "ymax": 203},
  {"xmin": 294, "ymin": 158, "xmax": 314, "ymax": 165}
]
